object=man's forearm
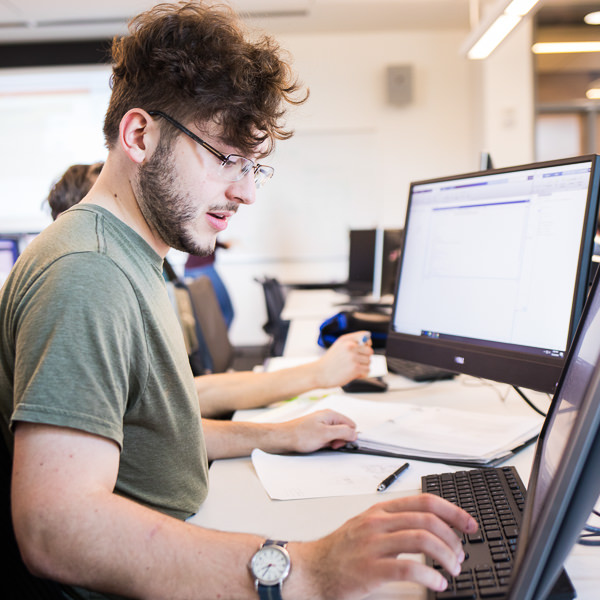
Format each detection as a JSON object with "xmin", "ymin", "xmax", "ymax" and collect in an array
[{"xmin": 202, "ymin": 418, "xmax": 284, "ymax": 459}]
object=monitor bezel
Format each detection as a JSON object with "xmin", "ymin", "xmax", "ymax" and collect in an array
[
  {"xmin": 386, "ymin": 154, "xmax": 600, "ymax": 393},
  {"xmin": 507, "ymin": 268, "xmax": 600, "ymax": 599}
]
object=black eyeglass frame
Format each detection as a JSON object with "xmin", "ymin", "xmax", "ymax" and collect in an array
[{"xmin": 147, "ymin": 110, "xmax": 274, "ymax": 186}]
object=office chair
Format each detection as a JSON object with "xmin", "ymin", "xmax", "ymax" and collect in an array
[
  {"xmin": 1, "ymin": 439, "xmax": 65, "ymax": 599},
  {"xmin": 255, "ymin": 276, "xmax": 290, "ymax": 357},
  {"xmin": 164, "ymin": 260, "xmax": 234, "ymax": 375},
  {"xmin": 185, "ymin": 275, "xmax": 234, "ymax": 374}
]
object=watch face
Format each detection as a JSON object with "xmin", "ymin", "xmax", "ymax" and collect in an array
[{"xmin": 251, "ymin": 545, "xmax": 291, "ymax": 585}]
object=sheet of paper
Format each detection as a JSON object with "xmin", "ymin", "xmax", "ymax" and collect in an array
[
  {"xmin": 251, "ymin": 449, "xmax": 459, "ymax": 500},
  {"xmin": 264, "ymin": 354, "xmax": 388, "ymax": 379}
]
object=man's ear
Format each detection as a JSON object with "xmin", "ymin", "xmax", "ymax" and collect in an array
[{"xmin": 118, "ymin": 109, "xmax": 158, "ymax": 164}]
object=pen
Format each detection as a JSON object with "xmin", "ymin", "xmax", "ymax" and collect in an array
[
  {"xmin": 358, "ymin": 332, "xmax": 371, "ymax": 346},
  {"xmin": 376, "ymin": 462, "xmax": 409, "ymax": 492}
]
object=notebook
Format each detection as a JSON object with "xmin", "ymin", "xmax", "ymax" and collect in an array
[{"xmin": 422, "ymin": 268, "xmax": 600, "ymax": 599}]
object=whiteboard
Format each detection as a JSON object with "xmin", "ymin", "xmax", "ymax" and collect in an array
[{"xmin": 0, "ymin": 66, "xmax": 111, "ymax": 233}]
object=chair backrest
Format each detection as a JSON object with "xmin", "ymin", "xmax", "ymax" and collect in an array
[
  {"xmin": 1, "ymin": 439, "xmax": 64, "ymax": 599},
  {"xmin": 164, "ymin": 259, "xmax": 233, "ymax": 375},
  {"xmin": 185, "ymin": 276, "xmax": 234, "ymax": 373},
  {"xmin": 255, "ymin": 277, "xmax": 290, "ymax": 357}
]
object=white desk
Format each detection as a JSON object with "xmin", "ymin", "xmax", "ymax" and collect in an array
[
  {"xmin": 191, "ymin": 289, "xmax": 600, "ymax": 599},
  {"xmin": 190, "ymin": 376, "xmax": 599, "ymax": 599}
]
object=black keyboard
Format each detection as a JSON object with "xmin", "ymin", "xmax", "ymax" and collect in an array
[
  {"xmin": 387, "ymin": 357, "xmax": 456, "ymax": 382},
  {"xmin": 421, "ymin": 467, "xmax": 574, "ymax": 600}
]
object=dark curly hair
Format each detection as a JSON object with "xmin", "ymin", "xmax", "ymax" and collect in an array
[
  {"xmin": 103, "ymin": 1, "xmax": 307, "ymax": 155},
  {"xmin": 46, "ymin": 162, "xmax": 104, "ymax": 220}
]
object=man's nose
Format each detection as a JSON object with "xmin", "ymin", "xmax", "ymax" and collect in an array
[{"xmin": 229, "ymin": 172, "xmax": 257, "ymax": 205}]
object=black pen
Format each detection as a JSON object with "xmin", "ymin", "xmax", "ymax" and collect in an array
[{"xmin": 376, "ymin": 462, "xmax": 410, "ymax": 492}]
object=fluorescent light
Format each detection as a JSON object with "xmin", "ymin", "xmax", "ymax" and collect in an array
[
  {"xmin": 462, "ymin": 0, "xmax": 541, "ymax": 60},
  {"xmin": 586, "ymin": 78, "xmax": 600, "ymax": 100},
  {"xmin": 505, "ymin": 0, "xmax": 541, "ymax": 17},
  {"xmin": 468, "ymin": 13, "xmax": 521, "ymax": 59},
  {"xmin": 532, "ymin": 41, "xmax": 600, "ymax": 54},
  {"xmin": 586, "ymin": 88, "xmax": 600, "ymax": 100},
  {"xmin": 584, "ymin": 11, "xmax": 600, "ymax": 26}
]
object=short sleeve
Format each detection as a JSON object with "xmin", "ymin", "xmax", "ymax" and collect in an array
[{"xmin": 12, "ymin": 252, "xmax": 148, "ymax": 447}]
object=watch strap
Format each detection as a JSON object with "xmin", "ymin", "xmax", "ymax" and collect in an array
[
  {"xmin": 256, "ymin": 540, "xmax": 288, "ymax": 600},
  {"xmin": 257, "ymin": 582, "xmax": 283, "ymax": 600}
]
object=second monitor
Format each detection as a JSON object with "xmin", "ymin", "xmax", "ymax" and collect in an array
[
  {"xmin": 347, "ymin": 228, "xmax": 403, "ymax": 299},
  {"xmin": 386, "ymin": 155, "xmax": 600, "ymax": 393}
]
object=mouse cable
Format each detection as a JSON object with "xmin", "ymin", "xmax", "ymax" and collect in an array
[{"xmin": 512, "ymin": 386, "xmax": 547, "ymax": 417}]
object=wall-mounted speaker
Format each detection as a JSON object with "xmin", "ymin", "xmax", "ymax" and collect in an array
[{"xmin": 386, "ymin": 64, "xmax": 413, "ymax": 106}]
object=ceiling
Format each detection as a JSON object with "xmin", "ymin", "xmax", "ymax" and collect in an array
[
  {"xmin": 0, "ymin": 0, "xmax": 473, "ymax": 42},
  {"xmin": 0, "ymin": 0, "xmax": 597, "ymax": 75},
  {"xmin": 0, "ymin": 0, "xmax": 595, "ymax": 41}
]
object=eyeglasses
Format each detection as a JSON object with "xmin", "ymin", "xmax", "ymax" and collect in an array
[{"xmin": 148, "ymin": 110, "xmax": 274, "ymax": 188}]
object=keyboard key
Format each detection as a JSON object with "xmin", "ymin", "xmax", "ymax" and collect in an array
[{"xmin": 479, "ymin": 585, "xmax": 509, "ymax": 597}]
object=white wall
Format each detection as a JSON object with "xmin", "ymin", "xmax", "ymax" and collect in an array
[{"xmin": 223, "ymin": 28, "xmax": 482, "ymax": 346}]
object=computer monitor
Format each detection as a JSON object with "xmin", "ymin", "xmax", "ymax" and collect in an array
[
  {"xmin": 0, "ymin": 238, "xmax": 19, "ymax": 286},
  {"xmin": 506, "ymin": 262, "xmax": 600, "ymax": 599},
  {"xmin": 479, "ymin": 151, "xmax": 494, "ymax": 171},
  {"xmin": 379, "ymin": 229, "xmax": 403, "ymax": 296},
  {"xmin": 386, "ymin": 155, "xmax": 600, "ymax": 393},
  {"xmin": 347, "ymin": 229, "xmax": 377, "ymax": 295},
  {"xmin": 348, "ymin": 228, "xmax": 403, "ymax": 298}
]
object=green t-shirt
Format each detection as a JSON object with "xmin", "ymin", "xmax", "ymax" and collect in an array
[{"xmin": 0, "ymin": 204, "xmax": 209, "ymax": 521}]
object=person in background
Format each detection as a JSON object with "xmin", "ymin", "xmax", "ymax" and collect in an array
[
  {"xmin": 1, "ymin": 4, "xmax": 477, "ymax": 599},
  {"xmin": 45, "ymin": 162, "xmax": 104, "ymax": 219},
  {"xmin": 185, "ymin": 239, "xmax": 234, "ymax": 328}
]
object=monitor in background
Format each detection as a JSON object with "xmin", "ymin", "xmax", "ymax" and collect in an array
[
  {"xmin": 386, "ymin": 155, "xmax": 600, "ymax": 393},
  {"xmin": 0, "ymin": 238, "xmax": 19, "ymax": 287},
  {"xmin": 379, "ymin": 228, "xmax": 403, "ymax": 296},
  {"xmin": 347, "ymin": 228, "xmax": 403, "ymax": 299},
  {"xmin": 479, "ymin": 151, "xmax": 494, "ymax": 171},
  {"xmin": 347, "ymin": 229, "xmax": 377, "ymax": 295}
]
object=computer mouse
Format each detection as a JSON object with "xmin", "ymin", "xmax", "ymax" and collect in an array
[{"xmin": 342, "ymin": 377, "xmax": 389, "ymax": 393}]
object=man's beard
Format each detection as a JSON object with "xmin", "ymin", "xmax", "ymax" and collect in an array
[{"xmin": 135, "ymin": 141, "xmax": 213, "ymax": 256}]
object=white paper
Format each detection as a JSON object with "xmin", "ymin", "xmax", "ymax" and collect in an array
[{"xmin": 251, "ymin": 449, "xmax": 459, "ymax": 500}]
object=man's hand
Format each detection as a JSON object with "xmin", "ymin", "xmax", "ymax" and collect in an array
[
  {"xmin": 289, "ymin": 494, "xmax": 479, "ymax": 599},
  {"xmin": 275, "ymin": 409, "xmax": 358, "ymax": 453},
  {"xmin": 314, "ymin": 332, "xmax": 374, "ymax": 389}
]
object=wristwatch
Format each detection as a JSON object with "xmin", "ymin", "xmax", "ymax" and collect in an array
[{"xmin": 249, "ymin": 539, "xmax": 291, "ymax": 600}]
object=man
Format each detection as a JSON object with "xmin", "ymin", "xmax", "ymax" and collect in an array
[
  {"xmin": 0, "ymin": 3, "xmax": 477, "ymax": 599},
  {"xmin": 45, "ymin": 162, "xmax": 375, "ymax": 418}
]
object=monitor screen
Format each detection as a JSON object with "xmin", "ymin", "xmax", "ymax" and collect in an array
[
  {"xmin": 0, "ymin": 238, "xmax": 19, "ymax": 287},
  {"xmin": 386, "ymin": 155, "xmax": 600, "ymax": 393},
  {"xmin": 508, "ymin": 264, "xmax": 600, "ymax": 599}
]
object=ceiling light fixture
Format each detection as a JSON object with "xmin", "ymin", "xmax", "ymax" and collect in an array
[
  {"xmin": 532, "ymin": 41, "xmax": 600, "ymax": 54},
  {"xmin": 586, "ymin": 78, "xmax": 600, "ymax": 100},
  {"xmin": 584, "ymin": 11, "xmax": 600, "ymax": 26},
  {"xmin": 462, "ymin": 0, "xmax": 541, "ymax": 60}
]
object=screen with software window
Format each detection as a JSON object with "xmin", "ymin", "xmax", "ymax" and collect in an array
[{"xmin": 386, "ymin": 155, "xmax": 600, "ymax": 393}]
